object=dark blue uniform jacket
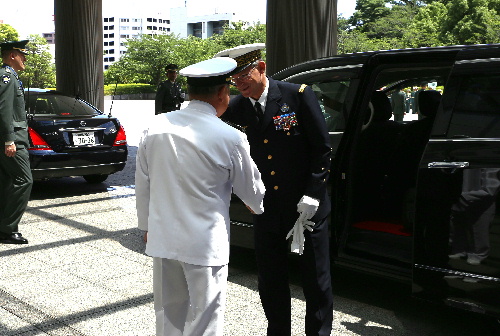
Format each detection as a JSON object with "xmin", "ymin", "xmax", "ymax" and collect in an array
[{"xmin": 223, "ymin": 78, "xmax": 331, "ymax": 230}]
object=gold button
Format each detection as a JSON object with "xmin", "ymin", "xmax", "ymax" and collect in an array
[
  {"xmin": 268, "ymin": 155, "xmax": 272, "ymax": 159},
  {"xmin": 270, "ymin": 171, "xmax": 276, "ymax": 175},
  {"xmin": 264, "ymin": 139, "xmax": 268, "ymax": 143},
  {"xmin": 323, "ymin": 179, "xmax": 326, "ymax": 182},
  {"xmin": 274, "ymin": 186, "xmax": 279, "ymax": 190},
  {"xmin": 322, "ymin": 167, "xmax": 325, "ymax": 171},
  {"xmin": 287, "ymin": 132, "xmax": 291, "ymax": 136}
]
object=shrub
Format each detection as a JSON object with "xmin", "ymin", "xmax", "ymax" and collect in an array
[{"xmin": 104, "ymin": 83, "xmax": 157, "ymax": 96}]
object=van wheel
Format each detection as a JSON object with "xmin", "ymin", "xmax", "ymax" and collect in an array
[{"xmin": 83, "ymin": 174, "xmax": 108, "ymax": 184}]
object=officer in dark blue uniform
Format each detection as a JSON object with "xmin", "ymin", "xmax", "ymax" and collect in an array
[
  {"xmin": 216, "ymin": 44, "xmax": 333, "ymax": 336},
  {"xmin": 0, "ymin": 40, "xmax": 31, "ymax": 244}
]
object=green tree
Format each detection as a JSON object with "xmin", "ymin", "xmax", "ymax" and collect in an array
[
  {"xmin": 405, "ymin": 0, "xmax": 500, "ymax": 46},
  {"xmin": 212, "ymin": 21, "xmax": 266, "ymax": 50},
  {"xmin": 20, "ymin": 35, "xmax": 55, "ymax": 89},
  {"xmin": 105, "ymin": 22, "xmax": 266, "ymax": 86},
  {"xmin": 350, "ymin": 0, "xmax": 391, "ymax": 29},
  {"xmin": 440, "ymin": 0, "xmax": 500, "ymax": 44},
  {"xmin": 0, "ymin": 24, "xmax": 19, "ymax": 43},
  {"xmin": 105, "ymin": 33, "xmax": 184, "ymax": 85}
]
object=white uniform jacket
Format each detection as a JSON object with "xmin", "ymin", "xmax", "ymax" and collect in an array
[{"xmin": 136, "ymin": 100, "xmax": 265, "ymax": 266}]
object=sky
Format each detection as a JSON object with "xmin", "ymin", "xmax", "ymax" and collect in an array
[{"xmin": 2, "ymin": 0, "xmax": 357, "ymax": 40}]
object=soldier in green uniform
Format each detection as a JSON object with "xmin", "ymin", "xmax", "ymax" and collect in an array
[
  {"xmin": 0, "ymin": 40, "xmax": 32, "ymax": 244},
  {"xmin": 154, "ymin": 64, "xmax": 185, "ymax": 115}
]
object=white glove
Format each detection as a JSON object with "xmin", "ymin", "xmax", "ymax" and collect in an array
[
  {"xmin": 286, "ymin": 217, "xmax": 306, "ymax": 255},
  {"xmin": 286, "ymin": 217, "xmax": 315, "ymax": 255},
  {"xmin": 297, "ymin": 195, "xmax": 319, "ymax": 220}
]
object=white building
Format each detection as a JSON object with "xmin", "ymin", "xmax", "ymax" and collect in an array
[
  {"xmin": 170, "ymin": 7, "xmax": 233, "ymax": 39},
  {"xmin": 103, "ymin": 15, "xmax": 171, "ymax": 70}
]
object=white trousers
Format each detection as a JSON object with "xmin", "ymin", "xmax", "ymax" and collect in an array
[{"xmin": 153, "ymin": 257, "xmax": 228, "ymax": 336}]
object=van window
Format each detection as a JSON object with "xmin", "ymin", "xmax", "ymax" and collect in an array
[
  {"xmin": 311, "ymin": 81, "xmax": 349, "ymax": 132},
  {"xmin": 448, "ymin": 74, "xmax": 500, "ymax": 138}
]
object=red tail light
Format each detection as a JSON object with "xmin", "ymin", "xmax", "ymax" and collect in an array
[
  {"xmin": 28, "ymin": 127, "xmax": 52, "ymax": 150},
  {"xmin": 114, "ymin": 125, "xmax": 127, "ymax": 146}
]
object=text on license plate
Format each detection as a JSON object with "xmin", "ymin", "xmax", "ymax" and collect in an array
[{"xmin": 73, "ymin": 132, "xmax": 95, "ymax": 145}]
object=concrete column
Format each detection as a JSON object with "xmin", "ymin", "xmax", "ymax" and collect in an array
[
  {"xmin": 54, "ymin": 0, "xmax": 104, "ymax": 111},
  {"xmin": 266, "ymin": 0, "xmax": 337, "ymax": 76}
]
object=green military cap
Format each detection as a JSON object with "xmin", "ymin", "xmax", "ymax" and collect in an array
[
  {"xmin": 165, "ymin": 64, "xmax": 179, "ymax": 71},
  {"xmin": 0, "ymin": 40, "xmax": 29, "ymax": 55}
]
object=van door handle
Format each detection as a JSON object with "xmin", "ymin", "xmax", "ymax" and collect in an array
[{"xmin": 427, "ymin": 161, "xmax": 469, "ymax": 169}]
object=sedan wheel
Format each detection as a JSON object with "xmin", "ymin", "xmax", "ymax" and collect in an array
[{"xmin": 83, "ymin": 174, "xmax": 109, "ymax": 184}]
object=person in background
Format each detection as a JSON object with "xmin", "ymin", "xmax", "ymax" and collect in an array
[
  {"xmin": 136, "ymin": 57, "xmax": 265, "ymax": 336},
  {"xmin": 216, "ymin": 43, "xmax": 333, "ymax": 336},
  {"xmin": 391, "ymin": 88, "xmax": 407, "ymax": 122},
  {"xmin": 0, "ymin": 40, "xmax": 32, "ymax": 245},
  {"xmin": 154, "ymin": 63, "xmax": 185, "ymax": 114}
]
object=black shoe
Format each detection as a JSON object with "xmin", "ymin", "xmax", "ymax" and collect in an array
[{"xmin": 0, "ymin": 232, "xmax": 28, "ymax": 244}]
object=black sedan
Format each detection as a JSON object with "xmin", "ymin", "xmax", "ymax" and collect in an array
[{"xmin": 25, "ymin": 89, "xmax": 127, "ymax": 183}]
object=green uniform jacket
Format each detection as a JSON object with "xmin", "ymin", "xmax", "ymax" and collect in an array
[{"xmin": 0, "ymin": 64, "xmax": 29, "ymax": 149}]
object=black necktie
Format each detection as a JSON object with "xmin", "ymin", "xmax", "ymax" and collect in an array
[{"xmin": 255, "ymin": 102, "xmax": 264, "ymax": 123}]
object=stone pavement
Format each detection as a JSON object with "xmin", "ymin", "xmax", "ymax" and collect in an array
[{"xmin": 0, "ymin": 100, "xmax": 492, "ymax": 336}]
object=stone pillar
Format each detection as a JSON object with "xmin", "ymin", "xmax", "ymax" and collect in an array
[
  {"xmin": 54, "ymin": 0, "xmax": 104, "ymax": 110},
  {"xmin": 266, "ymin": 0, "xmax": 337, "ymax": 76}
]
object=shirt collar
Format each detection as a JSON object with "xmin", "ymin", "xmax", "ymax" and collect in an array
[
  {"xmin": 187, "ymin": 99, "xmax": 217, "ymax": 116},
  {"xmin": 249, "ymin": 77, "xmax": 269, "ymax": 109}
]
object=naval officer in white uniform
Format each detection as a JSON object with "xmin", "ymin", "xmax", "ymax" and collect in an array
[{"xmin": 135, "ymin": 57, "xmax": 265, "ymax": 336}]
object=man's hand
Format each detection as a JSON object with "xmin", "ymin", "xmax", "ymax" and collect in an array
[
  {"xmin": 297, "ymin": 195, "xmax": 319, "ymax": 220},
  {"xmin": 5, "ymin": 144, "xmax": 16, "ymax": 157}
]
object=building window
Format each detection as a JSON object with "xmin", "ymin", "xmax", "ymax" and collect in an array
[
  {"xmin": 166, "ymin": 20, "xmax": 170, "ymax": 24},
  {"xmin": 109, "ymin": 41, "xmax": 114, "ymax": 46},
  {"xmin": 109, "ymin": 57, "xmax": 115, "ymax": 62},
  {"xmin": 104, "ymin": 42, "xmax": 108, "ymax": 46},
  {"xmin": 109, "ymin": 25, "xmax": 114, "ymax": 30},
  {"xmin": 109, "ymin": 17, "xmax": 115, "ymax": 22},
  {"xmin": 109, "ymin": 33, "xmax": 114, "ymax": 38},
  {"xmin": 120, "ymin": 18, "xmax": 129, "ymax": 22},
  {"xmin": 104, "ymin": 34, "xmax": 108, "ymax": 38},
  {"xmin": 104, "ymin": 65, "xmax": 109, "ymax": 70},
  {"xmin": 104, "ymin": 18, "xmax": 109, "ymax": 22},
  {"xmin": 147, "ymin": 18, "xmax": 153, "ymax": 22},
  {"xmin": 120, "ymin": 34, "xmax": 129, "ymax": 38},
  {"xmin": 121, "ymin": 26, "xmax": 129, "ymax": 30},
  {"xmin": 109, "ymin": 49, "xmax": 115, "ymax": 54}
]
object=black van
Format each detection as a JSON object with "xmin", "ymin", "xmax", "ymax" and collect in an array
[{"xmin": 229, "ymin": 44, "xmax": 500, "ymax": 323}]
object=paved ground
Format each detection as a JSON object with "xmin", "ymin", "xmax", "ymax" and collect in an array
[{"xmin": 0, "ymin": 100, "xmax": 496, "ymax": 335}]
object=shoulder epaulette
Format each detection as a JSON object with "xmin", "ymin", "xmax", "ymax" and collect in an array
[{"xmin": 299, "ymin": 84, "xmax": 307, "ymax": 93}]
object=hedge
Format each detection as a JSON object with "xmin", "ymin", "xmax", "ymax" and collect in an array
[{"xmin": 104, "ymin": 84, "xmax": 157, "ymax": 96}]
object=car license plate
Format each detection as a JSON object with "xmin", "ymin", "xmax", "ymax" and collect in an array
[{"xmin": 73, "ymin": 132, "xmax": 95, "ymax": 145}]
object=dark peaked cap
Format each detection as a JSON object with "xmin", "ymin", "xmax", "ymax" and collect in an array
[{"xmin": 0, "ymin": 40, "xmax": 29, "ymax": 55}]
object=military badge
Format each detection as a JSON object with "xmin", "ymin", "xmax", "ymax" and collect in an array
[
  {"xmin": 273, "ymin": 103, "xmax": 299, "ymax": 131},
  {"xmin": 2, "ymin": 75, "xmax": 10, "ymax": 84},
  {"xmin": 273, "ymin": 112, "xmax": 298, "ymax": 131}
]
